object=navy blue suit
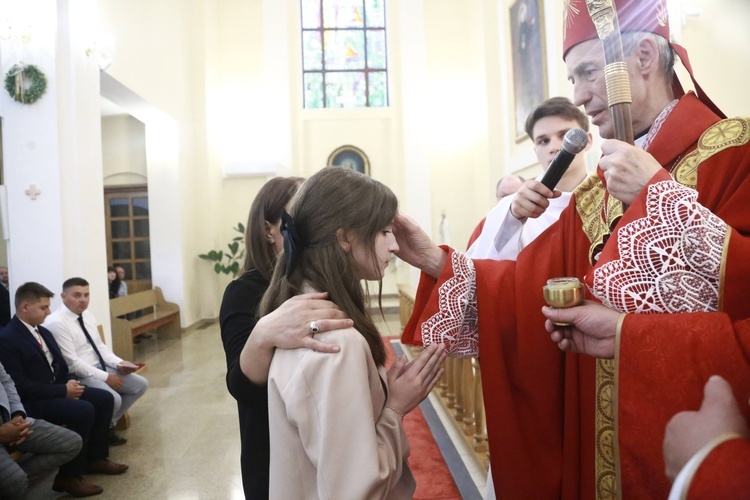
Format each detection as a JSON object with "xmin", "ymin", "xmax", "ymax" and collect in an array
[{"xmin": 0, "ymin": 316, "xmax": 114, "ymax": 477}]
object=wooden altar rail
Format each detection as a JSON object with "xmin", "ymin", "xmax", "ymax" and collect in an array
[{"xmin": 397, "ymin": 284, "xmax": 490, "ymax": 475}]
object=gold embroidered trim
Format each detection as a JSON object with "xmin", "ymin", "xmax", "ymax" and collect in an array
[
  {"xmin": 605, "ymin": 197, "xmax": 623, "ymax": 233},
  {"xmin": 672, "ymin": 118, "xmax": 750, "ymax": 188},
  {"xmin": 574, "ymin": 174, "xmax": 620, "ymax": 497},
  {"xmin": 574, "ymin": 174, "xmax": 624, "ymax": 263},
  {"xmin": 613, "ymin": 314, "xmax": 625, "ymax": 500},
  {"xmin": 575, "ymin": 175, "xmax": 607, "ymax": 261},
  {"xmin": 672, "ymin": 118, "xmax": 749, "ymax": 311},
  {"xmin": 595, "ymin": 358, "xmax": 617, "ymax": 500}
]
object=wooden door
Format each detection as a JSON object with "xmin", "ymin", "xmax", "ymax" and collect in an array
[{"xmin": 104, "ymin": 186, "xmax": 152, "ymax": 293}]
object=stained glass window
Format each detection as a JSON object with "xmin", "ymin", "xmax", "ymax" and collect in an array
[{"xmin": 301, "ymin": 0, "xmax": 388, "ymax": 108}]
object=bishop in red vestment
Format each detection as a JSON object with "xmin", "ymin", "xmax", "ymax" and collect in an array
[{"xmin": 397, "ymin": 1, "xmax": 750, "ymax": 498}]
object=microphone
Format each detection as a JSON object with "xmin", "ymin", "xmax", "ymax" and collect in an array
[{"xmin": 539, "ymin": 128, "xmax": 589, "ymax": 191}]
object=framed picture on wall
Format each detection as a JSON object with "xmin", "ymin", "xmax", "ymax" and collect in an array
[
  {"xmin": 509, "ymin": 0, "xmax": 547, "ymax": 142},
  {"xmin": 326, "ymin": 145, "xmax": 370, "ymax": 176}
]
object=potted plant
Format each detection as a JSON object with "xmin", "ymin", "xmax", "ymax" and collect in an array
[{"xmin": 199, "ymin": 223, "xmax": 245, "ymax": 277}]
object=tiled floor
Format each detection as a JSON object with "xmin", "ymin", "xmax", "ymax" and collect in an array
[
  {"xmin": 25, "ymin": 313, "xmax": 485, "ymax": 499},
  {"xmin": 27, "ymin": 323, "xmax": 245, "ymax": 499}
]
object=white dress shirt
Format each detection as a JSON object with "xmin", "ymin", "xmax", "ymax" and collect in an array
[
  {"xmin": 19, "ymin": 319, "xmax": 55, "ymax": 369},
  {"xmin": 44, "ymin": 304, "xmax": 122, "ymax": 381}
]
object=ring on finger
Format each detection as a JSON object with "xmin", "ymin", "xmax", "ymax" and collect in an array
[{"xmin": 309, "ymin": 321, "xmax": 319, "ymax": 334}]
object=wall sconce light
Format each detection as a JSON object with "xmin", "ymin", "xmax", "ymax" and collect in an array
[{"xmin": 85, "ymin": 31, "xmax": 115, "ymax": 70}]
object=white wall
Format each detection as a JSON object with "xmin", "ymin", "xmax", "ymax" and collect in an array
[
  {"xmin": 421, "ymin": 0, "xmax": 492, "ymax": 249},
  {"xmin": 99, "ymin": 72, "xmax": 187, "ymax": 328},
  {"xmin": 676, "ymin": 0, "xmax": 750, "ymax": 116},
  {"xmin": 101, "ymin": 114, "xmax": 147, "ymax": 186},
  {"xmin": 100, "ymin": 0, "xmax": 216, "ymax": 325},
  {"xmin": 0, "ymin": 125, "xmax": 9, "ymax": 267},
  {"xmin": 0, "ymin": 0, "xmax": 111, "ymax": 335}
]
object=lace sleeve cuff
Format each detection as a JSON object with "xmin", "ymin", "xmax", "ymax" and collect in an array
[
  {"xmin": 592, "ymin": 180, "xmax": 726, "ymax": 314},
  {"xmin": 419, "ymin": 251, "xmax": 479, "ymax": 357}
]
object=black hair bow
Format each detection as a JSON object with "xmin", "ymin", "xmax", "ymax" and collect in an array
[{"xmin": 280, "ymin": 211, "xmax": 301, "ymax": 278}]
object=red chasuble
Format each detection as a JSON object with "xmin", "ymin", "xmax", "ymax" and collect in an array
[
  {"xmin": 466, "ymin": 217, "xmax": 486, "ymax": 249},
  {"xmin": 402, "ymin": 93, "xmax": 750, "ymax": 499},
  {"xmin": 685, "ymin": 438, "xmax": 750, "ymax": 499},
  {"xmin": 618, "ymin": 314, "xmax": 750, "ymax": 498}
]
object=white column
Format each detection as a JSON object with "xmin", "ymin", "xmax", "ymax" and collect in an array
[{"xmin": 0, "ymin": 0, "xmax": 112, "ymax": 338}]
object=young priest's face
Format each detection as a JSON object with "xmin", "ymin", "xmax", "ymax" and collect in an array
[{"xmin": 532, "ymin": 115, "xmax": 586, "ymax": 170}]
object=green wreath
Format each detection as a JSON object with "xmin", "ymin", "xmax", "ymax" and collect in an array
[{"xmin": 4, "ymin": 64, "xmax": 47, "ymax": 104}]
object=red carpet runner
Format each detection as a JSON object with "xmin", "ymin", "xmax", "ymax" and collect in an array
[{"xmin": 385, "ymin": 338, "xmax": 462, "ymax": 499}]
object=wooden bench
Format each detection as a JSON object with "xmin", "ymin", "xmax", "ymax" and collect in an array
[{"xmin": 109, "ymin": 287, "xmax": 181, "ymax": 361}]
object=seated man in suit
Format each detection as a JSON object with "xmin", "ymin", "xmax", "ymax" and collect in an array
[
  {"xmin": 0, "ymin": 282, "xmax": 128, "ymax": 497},
  {"xmin": 0, "ymin": 359, "xmax": 82, "ymax": 499},
  {"xmin": 45, "ymin": 277, "xmax": 148, "ymax": 445}
]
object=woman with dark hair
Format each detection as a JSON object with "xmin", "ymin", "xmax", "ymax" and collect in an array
[
  {"xmin": 260, "ymin": 168, "xmax": 446, "ymax": 498},
  {"xmin": 220, "ymin": 176, "xmax": 351, "ymax": 499},
  {"xmin": 107, "ymin": 266, "xmax": 122, "ymax": 300}
]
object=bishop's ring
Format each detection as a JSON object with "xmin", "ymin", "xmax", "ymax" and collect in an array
[{"xmin": 309, "ymin": 321, "xmax": 319, "ymax": 334}]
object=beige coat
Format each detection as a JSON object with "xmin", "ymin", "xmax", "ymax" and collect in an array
[{"xmin": 268, "ymin": 327, "xmax": 415, "ymax": 499}]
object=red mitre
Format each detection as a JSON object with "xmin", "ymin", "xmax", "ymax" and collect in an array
[
  {"xmin": 561, "ymin": 0, "xmax": 725, "ymax": 118},
  {"xmin": 562, "ymin": 0, "xmax": 670, "ymax": 58}
]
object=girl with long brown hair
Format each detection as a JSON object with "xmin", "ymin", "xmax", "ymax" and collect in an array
[{"xmin": 262, "ymin": 167, "xmax": 445, "ymax": 498}]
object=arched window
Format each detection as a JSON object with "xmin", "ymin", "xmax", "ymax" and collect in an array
[{"xmin": 301, "ymin": 0, "xmax": 388, "ymax": 108}]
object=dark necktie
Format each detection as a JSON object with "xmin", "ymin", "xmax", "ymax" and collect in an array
[{"xmin": 77, "ymin": 316, "xmax": 107, "ymax": 371}]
